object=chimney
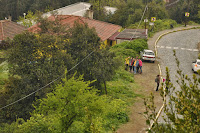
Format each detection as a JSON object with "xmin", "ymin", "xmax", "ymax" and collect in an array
[{"xmin": 86, "ymin": 5, "xmax": 93, "ymax": 19}]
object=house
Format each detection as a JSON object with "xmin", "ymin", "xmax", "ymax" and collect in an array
[
  {"xmin": 42, "ymin": 2, "xmax": 117, "ymax": 18},
  {"xmin": 28, "ymin": 15, "xmax": 122, "ymax": 46},
  {"xmin": 0, "ymin": 20, "xmax": 27, "ymax": 43},
  {"xmin": 115, "ymin": 29, "xmax": 148, "ymax": 44}
]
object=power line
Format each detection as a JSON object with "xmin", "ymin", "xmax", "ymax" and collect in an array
[
  {"xmin": 130, "ymin": 5, "xmax": 148, "ymax": 40},
  {"xmin": 0, "ymin": 50, "xmax": 95, "ymax": 110},
  {"xmin": 165, "ymin": 0, "xmax": 180, "ymax": 7}
]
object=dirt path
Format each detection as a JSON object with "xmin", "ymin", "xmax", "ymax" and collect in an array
[{"xmin": 116, "ymin": 61, "xmax": 162, "ymax": 133}]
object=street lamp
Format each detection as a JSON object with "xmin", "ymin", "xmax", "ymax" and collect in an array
[{"xmin": 23, "ymin": 13, "xmax": 26, "ymax": 19}]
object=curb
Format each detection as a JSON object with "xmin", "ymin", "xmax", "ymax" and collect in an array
[
  {"xmin": 148, "ymin": 25, "xmax": 200, "ymax": 131},
  {"xmin": 155, "ymin": 26, "xmax": 200, "ymax": 56}
]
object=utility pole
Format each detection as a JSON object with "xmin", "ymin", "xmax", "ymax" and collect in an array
[
  {"xmin": 185, "ymin": 0, "xmax": 190, "ymax": 26},
  {"xmin": 144, "ymin": 0, "xmax": 148, "ymax": 29}
]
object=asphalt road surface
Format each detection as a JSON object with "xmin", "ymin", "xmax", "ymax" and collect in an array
[{"xmin": 156, "ymin": 29, "xmax": 200, "ymax": 123}]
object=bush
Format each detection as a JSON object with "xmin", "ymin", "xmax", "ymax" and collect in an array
[
  {"xmin": 0, "ymin": 39, "xmax": 12, "ymax": 50},
  {"xmin": 5, "ymin": 76, "xmax": 128, "ymax": 133},
  {"xmin": 148, "ymin": 19, "xmax": 178, "ymax": 37},
  {"xmin": 110, "ymin": 48, "xmax": 138, "ymax": 58},
  {"xmin": 111, "ymin": 39, "xmax": 148, "ymax": 54}
]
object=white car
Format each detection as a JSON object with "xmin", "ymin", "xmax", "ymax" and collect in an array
[
  {"xmin": 192, "ymin": 59, "xmax": 200, "ymax": 73},
  {"xmin": 140, "ymin": 49, "xmax": 156, "ymax": 63}
]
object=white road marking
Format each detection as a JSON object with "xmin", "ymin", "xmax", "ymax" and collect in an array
[
  {"xmin": 181, "ymin": 48, "xmax": 185, "ymax": 50},
  {"xmin": 158, "ymin": 46, "xmax": 198, "ymax": 52},
  {"xmin": 193, "ymin": 49, "xmax": 199, "ymax": 52}
]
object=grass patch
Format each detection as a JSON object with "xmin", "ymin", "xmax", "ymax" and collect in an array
[{"xmin": 107, "ymin": 67, "xmax": 142, "ymax": 105}]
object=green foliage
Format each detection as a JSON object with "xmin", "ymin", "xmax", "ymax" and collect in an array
[
  {"xmin": 65, "ymin": 23, "xmax": 120, "ymax": 94},
  {"xmin": 89, "ymin": 48, "xmax": 120, "ymax": 94},
  {"xmin": 0, "ymin": 61, "xmax": 8, "ymax": 87},
  {"xmin": 109, "ymin": 0, "xmax": 169, "ymax": 27},
  {"xmin": 107, "ymin": 68, "xmax": 137, "ymax": 105},
  {"xmin": 109, "ymin": 0, "xmax": 143, "ymax": 27},
  {"xmin": 147, "ymin": 1, "xmax": 169, "ymax": 20},
  {"xmin": 168, "ymin": 0, "xmax": 200, "ymax": 24},
  {"xmin": 9, "ymin": 76, "xmax": 128, "ymax": 132},
  {"xmin": 112, "ymin": 68, "xmax": 134, "ymax": 83},
  {"xmin": 89, "ymin": 0, "xmax": 107, "ymax": 21},
  {"xmin": 17, "ymin": 11, "xmax": 38, "ymax": 27},
  {"xmin": 147, "ymin": 19, "xmax": 178, "ymax": 37},
  {"xmin": 0, "ymin": 0, "xmax": 82, "ymax": 20},
  {"xmin": 0, "ymin": 39, "xmax": 12, "ymax": 50},
  {"xmin": 0, "ymin": 118, "xmax": 24, "ymax": 133},
  {"xmin": 0, "ymin": 32, "xmax": 73, "ymax": 123},
  {"xmin": 128, "ymin": 19, "xmax": 178, "ymax": 37},
  {"xmin": 110, "ymin": 48, "xmax": 138, "ymax": 58},
  {"xmin": 112, "ymin": 39, "xmax": 148, "ymax": 54}
]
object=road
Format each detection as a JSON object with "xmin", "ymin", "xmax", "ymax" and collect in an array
[
  {"xmin": 157, "ymin": 29, "xmax": 200, "ymax": 86},
  {"xmin": 156, "ymin": 29, "xmax": 200, "ymax": 123}
]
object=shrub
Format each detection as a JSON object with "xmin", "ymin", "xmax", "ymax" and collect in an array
[
  {"xmin": 111, "ymin": 39, "xmax": 148, "ymax": 54},
  {"xmin": 0, "ymin": 39, "xmax": 12, "ymax": 50}
]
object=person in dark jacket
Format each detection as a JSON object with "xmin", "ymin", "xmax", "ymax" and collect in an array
[{"xmin": 155, "ymin": 75, "xmax": 160, "ymax": 91}]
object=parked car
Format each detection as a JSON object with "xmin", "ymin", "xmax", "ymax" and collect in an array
[
  {"xmin": 140, "ymin": 49, "xmax": 155, "ymax": 63},
  {"xmin": 192, "ymin": 59, "xmax": 200, "ymax": 73}
]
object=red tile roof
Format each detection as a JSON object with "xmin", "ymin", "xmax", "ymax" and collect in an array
[
  {"xmin": 108, "ymin": 32, "xmax": 120, "ymax": 41},
  {"xmin": 0, "ymin": 20, "xmax": 27, "ymax": 41},
  {"xmin": 28, "ymin": 15, "xmax": 122, "ymax": 41}
]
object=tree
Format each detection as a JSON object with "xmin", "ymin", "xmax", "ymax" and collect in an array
[
  {"xmin": 0, "ymin": 75, "xmax": 128, "ymax": 132},
  {"xmin": 0, "ymin": 32, "xmax": 73, "ymax": 123},
  {"xmin": 109, "ymin": 0, "xmax": 144, "ymax": 27},
  {"xmin": 90, "ymin": 48, "xmax": 120, "ymax": 94},
  {"xmin": 144, "ymin": 50, "xmax": 200, "ymax": 132},
  {"xmin": 65, "ymin": 23, "xmax": 120, "ymax": 94},
  {"xmin": 146, "ymin": 0, "xmax": 169, "ymax": 20},
  {"xmin": 167, "ymin": 0, "xmax": 200, "ymax": 24}
]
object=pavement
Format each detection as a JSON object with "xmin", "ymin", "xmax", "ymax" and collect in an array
[{"xmin": 148, "ymin": 25, "xmax": 200, "ymax": 51}]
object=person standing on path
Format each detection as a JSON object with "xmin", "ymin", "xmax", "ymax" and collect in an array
[
  {"xmin": 155, "ymin": 75, "xmax": 160, "ymax": 91},
  {"xmin": 125, "ymin": 57, "xmax": 129, "ymax": 70},
  {"xmin": 129, "ymin": 57, "xmax": 133, "ymax": 72},
  {"xmin": 138, "ymin": 59, "xmax": 142, "ymax": 74},
  {"xmin": 132, "ymin": 58, "xmax": 135, "ymax": 72},
  {"xmin": 134, "ymin": 59, "xmax": 139, "ymax": 74}
]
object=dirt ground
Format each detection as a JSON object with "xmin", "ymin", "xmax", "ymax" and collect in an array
[{"xmin": 116, "ymin": 61, "xmax": 163, "ymax": 133}]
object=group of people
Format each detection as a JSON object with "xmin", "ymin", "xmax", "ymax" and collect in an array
[
  {"xmin": 125, "ymin": 57, "xmax": 162, "ymax": 91},
  {"xmin": 125, "ymin": 57, "xmax": 142, "ymax": 74}
]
